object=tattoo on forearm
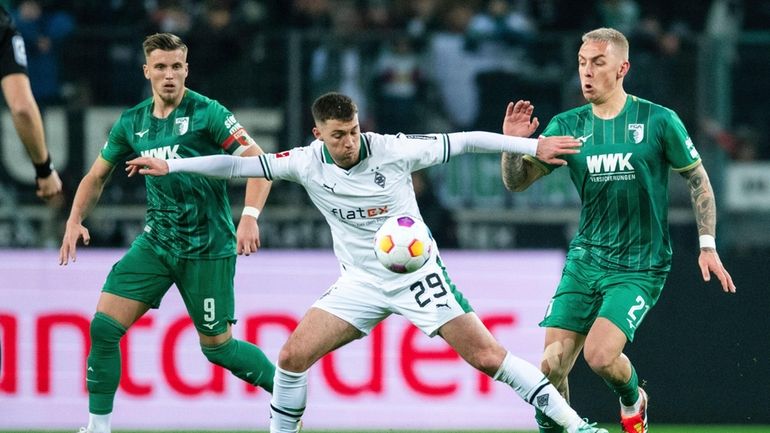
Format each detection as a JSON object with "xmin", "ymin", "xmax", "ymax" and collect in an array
[
  {"xmin": 501, "ymin": 153, "xmax": 528, "ymax": 191},
  {"xmin": 684, "ymin": 166, "xmax": 716, "ymax": 236}
]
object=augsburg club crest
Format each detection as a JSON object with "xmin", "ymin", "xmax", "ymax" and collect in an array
[
  {"xmin": 175, "ymin": 117, "xmax": 189, "ymax": 135},
  {"xmin": 628, "ymin": 123, "xmax": 644, "ymax": 144}
]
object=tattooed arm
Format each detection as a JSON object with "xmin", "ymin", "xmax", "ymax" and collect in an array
[
  {"xmin": 681, "ymin": 163, "xmax": 736, "ymax": 293},
  {"xmin": 682, "ymin": 163, "xmax": 717, "ymax": 241},
  {"xmin": 501, "ymin": 153, "xmax": 546, "ymax": 192}
]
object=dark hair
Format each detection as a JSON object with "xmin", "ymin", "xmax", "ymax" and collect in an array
[
  {"xmin": 142, "ymin": 33, "xmax": 188, "ymax": 58},
  {"xmin": 311, "ymin": 92, "xmax": 358, "ymax": 123}
]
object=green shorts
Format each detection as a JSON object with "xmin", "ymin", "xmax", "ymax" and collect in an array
[
  {"xmin": 102, "ymin": 239, "xmax": 236, "ymax": 336},
  {"xmin": 540, "ymin": 249, "xmax": 667, "ymax": 342}
]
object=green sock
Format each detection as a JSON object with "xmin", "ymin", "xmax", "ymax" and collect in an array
[
  {"xmin": 605, "ymin": 364, "xmax": 639, "ymax": 406},
  {"xmin": 535, "ymin": 408, "xmax": 565, "ymax": 433},
  {"xmin": 202, "ymin": 338, "xmax": 275, "ymax": 393},
  {"xmin": 87, "ymin": 312, "xmax": 126, "ymax": 415}
]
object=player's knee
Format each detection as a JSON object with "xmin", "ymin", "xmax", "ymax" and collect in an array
[
  {"xmin": 277, "ymin": 343, "xmax": 312, "ymax": 373},
  {"xmin": 89, "ymin": 312, "xmax": 126, "ymax": 347},
  {"xmin": 467, "ymin": 345, "xmax": 505, "ymax": 377},
  {"xmin": 201, "ymin": 338, "xmax": 236, "ymax": 368},
  {"xmin": 583, "ymin": 344, "xmax": 615, "ymax": 374}
]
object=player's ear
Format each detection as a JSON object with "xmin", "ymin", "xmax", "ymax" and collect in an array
[
  {"xmin": 312, "ymin": 126, "xmax": 322, "ymax": 140},
  {"xmin": 617, "ymin": 60, "xmax": 630, "ymax": 79},
  {"xmin": 143, "ymin": 64, "xmax": 150, "ymax": 79}
]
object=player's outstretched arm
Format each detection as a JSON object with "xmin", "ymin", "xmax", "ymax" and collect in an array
[
  {"xmin": 681, "ymin": 163, "xmax": 736, "ymax": 293},
  {"xmin": 127, "ymin": 154, "xmax": 267, "ymax": 179},
  {"xmin": 126, "ymin": 156, "xmax": 169, "ymax": 177}
]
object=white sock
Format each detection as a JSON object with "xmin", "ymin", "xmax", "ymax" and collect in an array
[
  {"xmin": 87, "ymin": 413, "xmax": 111, "ymax": 433},
  {"xmin": 269, "ymin": 366, "xmax": 307, "ymax": 433},
  {"xmin": 494, "ymin": 351, "xmax": 584, "ymax": 433},
  {"xmin": 620, "ymin": 392, "xmax": 643, "ymax": 416}
]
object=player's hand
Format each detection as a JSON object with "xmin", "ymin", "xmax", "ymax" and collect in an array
[
  {"xmin": 535, "ymin": 135, "xmax": 581, "ymax": 165},
  {"xmin": 59, "ymin": 220, "xmax": 90, "ymax": 265},
  {"xmin": 236, "ymin": 214, "xmax": 261, "ymax": 256},
  {"xmin": 125, "ymin": 157, "xmax": 169, "ymax": 177},
  {"xmin": 36, "ymin": 170, "xmax": 63, "ymax": 200},
  {"xmin": 698, "ymin": 249, "xmax": 736, "ymax": 293},
  {"xmin": 502, "ymin": 100, "xmax": 539, "ymax": 137}
]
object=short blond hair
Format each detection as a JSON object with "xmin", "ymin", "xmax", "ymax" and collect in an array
[{"xmin": 582, "ymin": 27, "xmax": 629, "ymax": 60}]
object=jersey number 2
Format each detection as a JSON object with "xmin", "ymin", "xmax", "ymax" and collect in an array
[{"xmin": 626, "ymin": 295, "xmax": 649, "ymax": 330}]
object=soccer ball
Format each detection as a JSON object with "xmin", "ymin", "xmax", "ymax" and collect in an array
[{"xmin": 373, "ymin": 215, "xmax": 433, "ymax": 273}]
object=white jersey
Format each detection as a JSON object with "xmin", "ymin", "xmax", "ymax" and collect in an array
[
  {"xmin": 260, "ymin": 132, "xmax": 450, "ymax": 283},
  {"xmin": 167, "ymin": 129, "xmax": 538, "ymax": 285}
]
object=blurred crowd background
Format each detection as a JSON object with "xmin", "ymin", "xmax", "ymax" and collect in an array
[{"xmin": 0, "ymin": 0, "xmax": 769, "ymax": 254}]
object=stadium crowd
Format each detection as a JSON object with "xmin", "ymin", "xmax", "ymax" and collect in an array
[{"xmin": 0, "ymin": 0, "xmax": 768, "ymax": 248}]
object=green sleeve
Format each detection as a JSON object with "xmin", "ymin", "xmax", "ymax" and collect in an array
[
  {"xmin": 661, "ymin": 109, "xmax": 701, "ymax": 172},
  {"xmin": 100, "ymin": 116, "xmax": 134, "ymax": 165}
]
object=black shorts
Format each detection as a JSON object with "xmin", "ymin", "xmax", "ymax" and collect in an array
[{"xmin": 0, "ymin": 7, "xmax": 27, "ymax": 78}]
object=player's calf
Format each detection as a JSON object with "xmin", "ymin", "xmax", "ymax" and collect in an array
[{"xmin": 201, "ymin": 338, "xmax": 275, "ymax": 392}]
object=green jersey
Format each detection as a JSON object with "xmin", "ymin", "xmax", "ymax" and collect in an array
[
  {"xmin": 529, "ymin": 95, "xmax": 701, "ymax": 271},
  {"xmin": 101, "ymin": 89, "xmax": 256, "ymax": 258}
]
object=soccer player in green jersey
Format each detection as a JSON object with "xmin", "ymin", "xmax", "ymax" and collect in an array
[
  {"xmin": 58, "ymin": 33, "xmax": 275, "ymax": 433},
  {"xmin": 500, "ymin": 28, "xmax": 736, "ymax": 433}
]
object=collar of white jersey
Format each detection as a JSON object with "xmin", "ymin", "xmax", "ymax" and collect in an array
[{"xmin": 321, "ymin": 134, "xmax": 372, "ymax": 165}]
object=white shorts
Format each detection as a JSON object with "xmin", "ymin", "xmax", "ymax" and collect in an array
[{"xmin": 312, "ymin": 260, "xmax": 473, "ymax": 337}]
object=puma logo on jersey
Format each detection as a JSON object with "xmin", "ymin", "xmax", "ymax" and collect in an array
[
  {"xmin": 140, "ymin": 145, "xmax": 181, "ymax": 160},
  {"xmin": 323, "ymin": 183, "xmax": 337, "ymax": 194},
  {"xmin": 586, "ymin": 153, "xmax": 634, "ymax": 174}
]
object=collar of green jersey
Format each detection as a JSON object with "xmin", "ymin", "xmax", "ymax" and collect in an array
[{"xmin": 321, "ymin": 134, "xmax": 371, "ymax": 165}]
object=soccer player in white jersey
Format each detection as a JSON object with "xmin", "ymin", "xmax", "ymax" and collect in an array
[{"xmin": 127, "ymin": 92, "xmax": 608, "ymax": 433}]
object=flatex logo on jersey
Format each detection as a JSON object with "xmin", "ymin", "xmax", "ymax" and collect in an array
[
  {"xmin": 586, "ymin": 152, "xmax": 636, "ymax": 182},
  {"xmin": 330, "ymin": 205, "xmax": 389, "ymax": 220}
]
